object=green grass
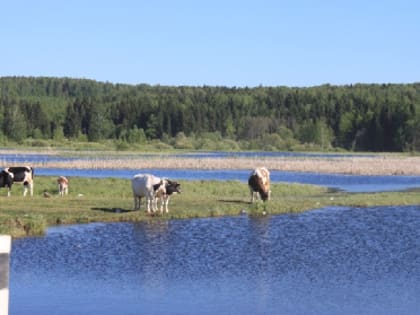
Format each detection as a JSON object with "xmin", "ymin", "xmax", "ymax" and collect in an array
[{"xmin": 1, "ymin": 176, "xmax": 420, "ymax": 237}]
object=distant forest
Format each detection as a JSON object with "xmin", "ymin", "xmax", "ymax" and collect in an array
[{"xmin": 1, "ymin": 76, "xmax": 420, "ymax": 152}]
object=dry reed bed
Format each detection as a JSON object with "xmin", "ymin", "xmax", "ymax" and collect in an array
[{"xmin": 3, "ymin": 155, "xmax": 420, "ymax": 175}]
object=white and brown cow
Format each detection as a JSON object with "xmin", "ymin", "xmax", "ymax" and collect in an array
[
  {"xmin": 2, "ymin": 166, "xmax": 34, "ymax": 197},
  {"xmin": 57, "ymin": 176, "xmax": 69, "ymax": 196},
  {"xmin": 248, "ymin": 167, "xmax": 271, "ymax": 203},
  {"xmin": 131, "ymin": 174, "xmax": 167, "ymax": 213}
]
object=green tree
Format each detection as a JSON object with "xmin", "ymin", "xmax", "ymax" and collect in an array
[
  {"xmin": 3, "ymin": 103, "xmax": 26, "ymax": 141},
  {"xmin": 127, "ymin": 126, "xmax": 147, "ymax": 144},
  {"xmin": 86, "ymin": 102, "xmax": 112, "ymax": 141},
  {"xmin": 405, "ymin": 112, "xmax": 420, "ymax": 151},
  {"xmin": 63, "ymin": 102, "xmax": 80, "ymax": 138}
]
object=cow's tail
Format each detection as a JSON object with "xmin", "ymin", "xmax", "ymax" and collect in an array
[{"xmin": 29, "ymin": 167, "xmax": 34, "ymax": 179}]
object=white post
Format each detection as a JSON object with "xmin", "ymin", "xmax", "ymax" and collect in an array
[{"xmin": 0, "ymin": 235, "xmax": 11, "ymax": 315}]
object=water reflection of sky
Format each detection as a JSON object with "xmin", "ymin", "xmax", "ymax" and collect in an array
[{"xmin": 10, "ymin": 205, "xmax": 420, "ymax": 315}]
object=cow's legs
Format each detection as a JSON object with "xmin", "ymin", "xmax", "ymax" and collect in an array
[
  {"xmin": 158, "ymin": 196, "xmax": 164, "ymax": 213},
  {"xmin": 22, "ymin": 182, "xmax": 33, "ymax": 197},
  {"xmin": 151, "ymin": 197, "xmax": 157, "ymax": 213},
  {"xmin": 134, "ymin": 196, "xmax": 141, "ymax": 210},
  {"xmin": 163, "ymin": 195, "xmax": 170, "ymax": 213},
  {"xmin": 146, "ymin": 197, "xmax": 152, "ymax": 213},
  {"xmin": 156, "ymin": 196, "xmax": 170, "ymax": 213},
  {"xmin": 152, "ymin": 197, "xmax": 159, "ymax": 213},
  {"xmin": 250, "ymin": 188, "xmax": 257, "ymax": 203},
  {"xmin": 157, "ymin": 196, "xmax": 165, "ymax": 213},
  {"xmin": 58, "ymin": 184, "xmax": 66, "ymax": 196}
]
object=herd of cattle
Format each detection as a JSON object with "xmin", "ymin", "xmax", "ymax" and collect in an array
[{"xmin": 0, "ymin": 165, "xmax": 271, "ymax": 213}]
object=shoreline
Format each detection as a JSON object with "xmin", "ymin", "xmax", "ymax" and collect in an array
[
  {"xmin": 2, "ymin": 176, "xmax": 420, "ymax": 238},
  {"xmin": 1, "ymin": 149, "xmax": 420, "ymax": 175}
]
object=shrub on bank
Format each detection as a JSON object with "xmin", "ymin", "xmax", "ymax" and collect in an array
[{"xmin": 0, "ymin": 129, "xmax": 344, "ymax": 153}]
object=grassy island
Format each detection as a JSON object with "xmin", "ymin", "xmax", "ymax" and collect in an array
[{"xmin": 1, "ymin": 176, "xmax": 420, "ymax": 237}]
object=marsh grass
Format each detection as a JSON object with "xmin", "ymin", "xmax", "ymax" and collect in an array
[{"xmin": 2, "ymin": 149, "xmax": 420, "ymax": 175}]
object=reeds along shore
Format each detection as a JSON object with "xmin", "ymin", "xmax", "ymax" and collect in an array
[{"xmin": 1, "ymin": 155, "xmax": 420, "ymax": 175}]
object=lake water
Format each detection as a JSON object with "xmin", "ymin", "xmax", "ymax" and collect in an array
[{"xmin": 10, "ymin": 205, "xmax": 420, "ymax": 315}]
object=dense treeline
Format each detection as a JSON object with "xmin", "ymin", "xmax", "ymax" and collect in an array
[{"xmin": 1, "ymin": 76, "xmax": 419, "ymax": 151}]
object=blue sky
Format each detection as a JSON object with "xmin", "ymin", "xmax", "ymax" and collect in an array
[{"xmin": 1, "ymin": 0, "xmax": 419, "ymax": 87}]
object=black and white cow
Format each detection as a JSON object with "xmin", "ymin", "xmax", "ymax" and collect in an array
[
  {"xmin": 2, "ymin": 166, "xmax": 34, "ymax": 197},
  {"xmin": 156, "ymin": 179, "xmax": 181, "ymax": 213}
]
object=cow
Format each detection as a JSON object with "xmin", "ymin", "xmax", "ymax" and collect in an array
[
  {"xmin": 131, "ymin": 174, "xmax": 168, "ymax": 213},
  {"xmin": 2, "ymin": 166, "xmax": 34, "ymax": 197},
  {"xmin": 57, "ymin": 176, "xmax": 69, "ymax": 196},
  {"xmin": 156, "ymin": 179, "xmax": 181, "ymax": 213},
  {"xmin": 248, "ymin": 167, "xmax": 271, "ymax": 203}
]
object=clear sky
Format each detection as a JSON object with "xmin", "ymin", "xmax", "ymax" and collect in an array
[{"xmin": 1, "ymin": 0, "xmax": 419, "ymax": 87}]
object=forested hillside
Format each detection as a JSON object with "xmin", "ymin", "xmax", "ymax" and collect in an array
[{"xmin": 1, "ymin": 76, "xmax": 419, "ymax": 152}]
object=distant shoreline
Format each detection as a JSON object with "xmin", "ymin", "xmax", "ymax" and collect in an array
[{"xmin": 1, "ymin": 150, "xmax": 419, "ymax": 176}]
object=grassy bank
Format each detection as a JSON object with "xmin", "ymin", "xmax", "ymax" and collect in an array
[{"xmin": 1, "ymin": 176, "xmax": 420, "ymax": 237}]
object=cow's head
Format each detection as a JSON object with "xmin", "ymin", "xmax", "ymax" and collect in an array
[
  {"xmin": 165, "ymin": 180, "xmax": 181, "ymax": 195},
  {"xmin": 259, "ymin": 189, "xmax": 269, "ymax": 201}
]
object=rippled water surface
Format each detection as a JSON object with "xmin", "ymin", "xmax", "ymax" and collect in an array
[{"xmin": 10, "ymin": 205, "xmax": 420, "ymax": 315}]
